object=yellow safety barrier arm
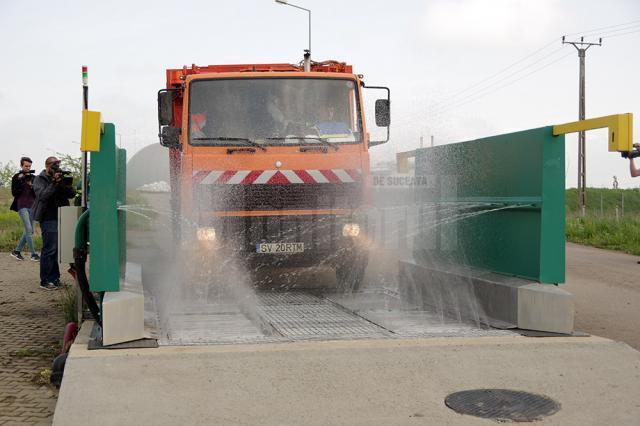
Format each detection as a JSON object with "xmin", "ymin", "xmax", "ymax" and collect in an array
[
  {"xmin": 396, "ymin": 150, "xmax": 417, "ymax": 174},
  {"xmin": 552, "ymin": 113, "xmax": 634, "ymax": 153}
]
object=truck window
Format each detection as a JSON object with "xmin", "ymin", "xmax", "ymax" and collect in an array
[{"xmin": 188, "ymin": 78, "xmax": 362, "ymax": 145}]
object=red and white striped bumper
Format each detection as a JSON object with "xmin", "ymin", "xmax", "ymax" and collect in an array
[{"xmin": 192, "ymin": 169, "xmax": 362, "ymax": 185}]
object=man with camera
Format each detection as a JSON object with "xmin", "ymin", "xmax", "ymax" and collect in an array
[
  {"xmin": 10, "ymin": 157, "xmax": 39, "ymax": 262},
  {"xmin": 31, "ymin": 156, "xmax": 76, "ymax": 290}
]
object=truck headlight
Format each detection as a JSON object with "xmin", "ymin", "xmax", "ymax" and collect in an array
[
  {"xmin": 197, "ymin": 227, "xmax": 216, "ymax": 241},
  {"xmin": 342, "ymin": 223, "xmax": 360, "ymax": 237}
]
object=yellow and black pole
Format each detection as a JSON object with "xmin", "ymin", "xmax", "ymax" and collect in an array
[{"xmin": 81, "ymin": 65, "xmax": 89, "ymax": 208}]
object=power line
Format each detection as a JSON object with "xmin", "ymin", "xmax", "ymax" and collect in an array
[
  {"xmin": 564, "ymin": 17, "xmax": 640, "ymax": 37},
  {"xmin": 394, "ymin": 17, "xmax": 640, "ymax": 125},
  {"xmin": 427, "ymin": 38, "xmax": 560, "ymax": 108},
  {"xmin": 425, "ymin": 47, "xmax": 567, "ymax": 116},
  {"xmin": 394, "ymin": 45, "xmax": 567, "ymax": 125},
  {"xmin": 428, "ymin": 53, "xmax": 574, "ymax": 117},
  {"xmin": 605, "ymin": 27, "xmax": 640, "ymax": 39}
]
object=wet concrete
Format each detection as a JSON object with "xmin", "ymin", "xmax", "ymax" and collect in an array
[{"xmin": 54, "ymin": 322, "xmax": 640, "ymax": 425}]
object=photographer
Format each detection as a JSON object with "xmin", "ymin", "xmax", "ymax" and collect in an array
[
  {"xmin": 31, "ymin": 157, "xmax": 76, "ymax": 290},
  {"xmin": 9, "ymin": 157, "xmax": 39, "ymax": 262}
]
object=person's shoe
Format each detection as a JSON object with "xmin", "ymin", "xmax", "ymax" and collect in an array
[
  {"xmin": 52, "ymin": 280, "xmax": 66, "ymax": 288},
  {"xmin": 10, "ymin": 251, "xmax": 24, "ymax": 261},
  {"xmin": 30, "ymin": 254, "xmax": 40, "ymax": 262},
  {"xmin": 40, "ymin": 282, "xmax": 56, "ymax": 291}
]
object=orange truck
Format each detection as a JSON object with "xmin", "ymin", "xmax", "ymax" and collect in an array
[{"xmin": 157, "ymin": 60, "xmax": 390, "ymax": 290}]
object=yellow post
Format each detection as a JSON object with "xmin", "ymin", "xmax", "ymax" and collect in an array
[{"xmin": 553, "ymin": 113, "xmax": 633, "ymax": 152}]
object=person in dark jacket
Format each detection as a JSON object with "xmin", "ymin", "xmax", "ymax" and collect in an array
[
  {"xmin": 31, "ymin": 156, "xmax": 75, "ymax": 290},
  {"xmin": 10, "ymin": 157, "xmax": 39, "ymax": 262}
]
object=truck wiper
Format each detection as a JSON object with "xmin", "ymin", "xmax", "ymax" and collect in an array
[
  {"xmin": 193, "ymin": 136, "xmax": 267, "ymax": 151},
  {"xmin": 267, "ymin": 136, "xmax": 339, "ymax": 151}
]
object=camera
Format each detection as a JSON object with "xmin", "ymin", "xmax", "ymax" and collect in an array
[
  {"xmin": 621, "ymin": 150, "xmax": 640, "ymax": 159},
  {"xmin": 53, "ymin": 168, "xmax": 73, "ymax": 185},
  {"xmin": 19, "ymin": 169, "xmax": 35, "ymax": 182}
]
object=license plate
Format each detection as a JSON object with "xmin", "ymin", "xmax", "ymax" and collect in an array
[{"xmin": 256, "ymin": 242, "xmax": 305, "ymax": 254}]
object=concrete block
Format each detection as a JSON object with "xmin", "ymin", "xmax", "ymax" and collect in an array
[
  {"xmin": 58, "ymin": 207, "xmax": 83, "ymax": 263},
  {"xmin": 102, "ymin": 290, "xmax": 144, "ymax": 346},
  {"xmin": 123, "ymin": 262, "xmax": 143, "ymax": 293},
  {"xmin": 398, "ymin": 260, "xmax": 575, "ymax": 333},
  {"xmin": 518, "ymin": 284, "xmax": 574, "ymax": 334}
]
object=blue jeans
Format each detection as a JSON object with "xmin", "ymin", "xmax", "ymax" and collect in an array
[
  {"xmin": 15, "ymin": 208, "xmax": 36, "ymax": 255},
  {"xmin": 40, "ymin": 220, "xmax": 60, "ymax": 284}
]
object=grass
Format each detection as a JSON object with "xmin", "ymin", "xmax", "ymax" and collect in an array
[
  {"xmin": 0, "ymin": 188, "xmax": 42, "ymax": 251},
  {"xmin": 565, "ymin": 187, "xmax": 640, "ymax": 255},
  {"xmin": 566, "ymin": 215, "xmax": 640, "ymax": 255},
  {"xmin": 565, "ymin": 187, "xmax": 640, "ymax": 216},
  {"xmin": 57, "ymin": 285, "xmax": 78, "ymax": 324}
]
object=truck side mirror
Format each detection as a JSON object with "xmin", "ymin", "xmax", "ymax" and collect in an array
[
  {"xmin": 160, "ymin": 126, "xmax": 181, "ymax": 148},
  {"xmin": 375, "ymin": 99, "xmax": 390, "ymax": 127},
  {"xmin": 363, "ymin": 85, "xmax": 390, "ymax": 147},
  {"xmin": 158, "ymin": 90, "xmax": 174, "ymax": 126}
]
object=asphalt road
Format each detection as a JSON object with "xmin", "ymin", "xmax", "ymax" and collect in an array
[{"xmin": 565, "ymin": 242, "xmax": 640, "ymax": 350}]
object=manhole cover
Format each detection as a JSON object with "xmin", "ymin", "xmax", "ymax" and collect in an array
[{"xmin": 445, "ymin": 389, "xmax": 560, "ymax": 422}]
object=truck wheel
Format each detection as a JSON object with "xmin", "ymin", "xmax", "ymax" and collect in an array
[{"xmin": 335, "ymin": 252, "xmax": 368, "ymax": 293}]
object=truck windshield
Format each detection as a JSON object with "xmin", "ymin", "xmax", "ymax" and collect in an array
[{"xmin": 188, "ymin": 78, "xmax": 362, "ymax": 146}]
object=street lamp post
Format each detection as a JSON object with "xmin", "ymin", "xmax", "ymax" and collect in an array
[{"xmin": 275, "ymin": 0, "xmax": 311, "ymax": 71}]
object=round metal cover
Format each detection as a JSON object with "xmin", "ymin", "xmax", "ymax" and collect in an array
[{"xmin": 445, "ymin": 389, "xmax": 560, "ymax": 422}]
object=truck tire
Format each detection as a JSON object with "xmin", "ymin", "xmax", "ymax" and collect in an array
[{"xmin": 335, "ymin": 251, "xmax": 368, "ymax": 293}]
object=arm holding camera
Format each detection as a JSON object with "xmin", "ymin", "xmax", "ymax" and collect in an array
[{"xmin": 630, "ymin": 144, "xmax": 640, "ymax": 178}]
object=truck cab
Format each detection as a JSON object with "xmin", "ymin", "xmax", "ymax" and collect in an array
[{"xmin": 158, "ymin": 60, "xmax": 390, "ymax": 291}]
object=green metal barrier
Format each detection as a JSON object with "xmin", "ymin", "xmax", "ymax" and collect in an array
[
  {"xmin": 413, "ymin": 126, "xmax": 565, "ymax": 284},
  {"xmin": 89, "ymin": 123, "xmax": 127, "ymax": 292}
]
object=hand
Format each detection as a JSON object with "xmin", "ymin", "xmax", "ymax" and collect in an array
[
  {"xmin": 634, "ymin": 143, "xmax": 640, "ymax": 150},
  {"xmin": 17, "ymin": 174, "xmax": 24, "ymax": 179},
  {"xmin": 53, "ymin": 172, "xmax": 63, "ymax": 183}
]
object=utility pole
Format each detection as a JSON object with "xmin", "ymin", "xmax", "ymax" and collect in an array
[
  {"xmin": 430, "ymin": 135, "xmax": 434, "ymax": 148},
  {"xmin": 562, "ymin": 36, "xmax": 602, "ymax": 215},
  {"xmin": 420, "ymin": 135, "xmax": 424, "ymax": 149}
]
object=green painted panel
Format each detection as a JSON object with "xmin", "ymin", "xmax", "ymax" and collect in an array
[
  {"xmin": 89, "ymin": 123, "xmax": 120, "ymax": 292},
  {"xmin": 413, "ymin": 126, "xmax": 565, "ymax": 283},
  {"xmin": 117, "ymin": 148, "xmax": 127, "ymax": 279}
]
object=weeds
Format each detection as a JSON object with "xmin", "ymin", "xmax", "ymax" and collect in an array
[
  {"xmin": 14, "ymin": 348, "xmax": 35, "ymax": 357},
  {"xmin": 57, "ymin": 285, "xmax": 78, "ymax": 324},
  {"xmin": 566, "ymin": 215, "xmax": 640, "ymax": 255}
]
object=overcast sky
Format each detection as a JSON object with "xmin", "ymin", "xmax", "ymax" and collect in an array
[{"xmin": 1, "ymin": 0, "xmax": 639, "ymax": 188}]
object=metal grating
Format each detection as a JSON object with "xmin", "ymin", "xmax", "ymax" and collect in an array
[
  {"xmin": 162, "ymin": 304, "xmax": 280, "ymax": 345},
  {"xmin": 256, "ymin": 292, "xmax": 389, "ymax": 340},
  {"xmin": 159, "ymin": 290, "xmax": 516, "ymax": 346},
  {"xmin": 445, "ymin": 389, "xmax": 561, "ymax": 422}
]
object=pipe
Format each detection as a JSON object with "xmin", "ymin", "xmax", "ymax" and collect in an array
[{"xmin": 73, "ymin": 209, "xmax": 102, "ymax": 326}]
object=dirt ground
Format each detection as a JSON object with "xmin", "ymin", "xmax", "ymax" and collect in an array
[{"xmin": 564, "ymin": 242, "xmax": 640, "ymax": 350}]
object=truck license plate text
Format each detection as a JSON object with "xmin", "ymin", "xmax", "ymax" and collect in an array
[{"xmin": 256, "ymin": 243, "xmax": 305, "ymax": 254}]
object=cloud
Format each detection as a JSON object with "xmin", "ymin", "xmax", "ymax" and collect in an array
[{"xmin": 421, "ymin": 0, "xmax": 560, "ymax": 47}]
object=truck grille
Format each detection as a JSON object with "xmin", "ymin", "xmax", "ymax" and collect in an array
[
  {"xmin": 213, "ymin": 215, "xmax": 343, "ymax": 249},
  {"xmin": 195, "ymin": 183, "xmax": 362, "ymax": 211}
]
